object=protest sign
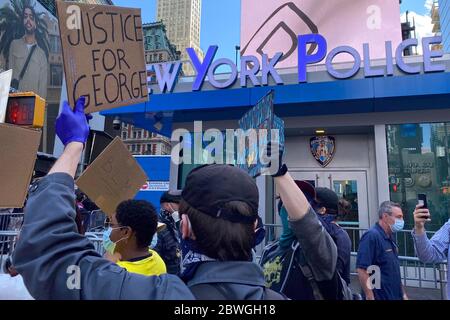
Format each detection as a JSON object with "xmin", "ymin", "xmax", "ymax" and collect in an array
[
  {"xmin": 76, "ymin": 137, "xmax": 148, "ymax": 216},
  {"xmin": 0, "ymin": 124, "xmax": 41, "ymax": 208},
  {"xmin": 238, "ymin": 90, "xmax": 279, "ymax": 177},
  {"xmin": 56, "ymin": 1, "xmax": 148, "ymax": 113},
  {"xmin": 0, "ymin": 69, "xmax": 12, "ymax": 123}
]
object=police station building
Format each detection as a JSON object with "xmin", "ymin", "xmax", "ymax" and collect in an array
[{"xmin": 103, "ymin": 34, "xmax": 450, "ymax": 242}]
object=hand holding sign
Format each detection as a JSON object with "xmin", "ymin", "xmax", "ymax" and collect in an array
[{"xmin": 55, "ymin": 97, "xmax": 90, "ymax": 146}]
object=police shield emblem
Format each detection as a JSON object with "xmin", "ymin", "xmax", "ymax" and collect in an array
[{"xmin": 310, "ymin": 136, "xmax": 335, "ymax": 167}]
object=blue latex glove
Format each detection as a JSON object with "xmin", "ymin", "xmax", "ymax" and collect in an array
[{"xmin": 55, "ymin": 97, "xmax": 90, "ymax": 146}]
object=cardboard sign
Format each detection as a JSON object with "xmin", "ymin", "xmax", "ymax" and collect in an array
[
  {"xmin": 0, "ymin": 124, "xmax": 41, "ymax": 208},
  {"xmin": 56, "ymin": 1, "xmax": 148, "ymax": 113},
  {"xmin": 0, "ymin": 69, "xmax": 12, "ymax": 123},
  {"xmin": 76, "ymin": 137, "xmax": 148, "ymax": 216},
  {"xmin": 238, "ymin": 90, "xmax": 275, "ymax": 177}
]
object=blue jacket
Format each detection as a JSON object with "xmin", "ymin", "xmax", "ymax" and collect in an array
[{"xmin": 12, "ymin": 173, "xmax": 194, "ymax": 300}]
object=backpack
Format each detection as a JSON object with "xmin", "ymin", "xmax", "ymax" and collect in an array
[
  {"xmin": 260, "ymin": 240, "xmax": 353, "ymax": 300},
  {"xmin": 189, "ymin": 282, "xmax": 289, "ymax": 300}
]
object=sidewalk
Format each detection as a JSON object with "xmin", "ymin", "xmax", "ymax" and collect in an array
[{"xmin": 349, "ymin": 275, "xmax": 444, "ymax": 300}]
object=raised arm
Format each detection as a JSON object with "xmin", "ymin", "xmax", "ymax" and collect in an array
[
  {"xmin": 412, "ymin": 205, "xmax": 449, "ymax": 263},
  {"xmin": 13, "ymin": 98, "xmax": 193, "ymax": 300},
  {"xmin": 271, "ymin": 145, "xmax": 337, "ymax": 281}
]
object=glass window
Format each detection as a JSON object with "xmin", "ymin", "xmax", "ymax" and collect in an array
[
  {"xmin": 122, "ymin": 132, "xmax": 127, "ymax": 140},
  {"xmin": 49, "ymin": 35, "xmax": 61, "ymax": 54},
  {"xmin": 50, "ymin": 64, "xmax": 63, "ymax": 86},
  {"xmin": 386, "ymin": 122, "xmax": 450, "ymax": 232},
  {"xmin": 177, "ymin": 131, "xmax": 239, "ymax": 189}
]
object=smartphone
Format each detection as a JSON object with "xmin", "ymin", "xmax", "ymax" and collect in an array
[{"xmin": 417, "ymin": 194, "xmax": 428, "ymax": 209}]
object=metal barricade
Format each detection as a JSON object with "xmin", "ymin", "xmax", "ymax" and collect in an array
[{"xmin": 258, "ymin": 223, "xmax": 447, "ymax": 299}]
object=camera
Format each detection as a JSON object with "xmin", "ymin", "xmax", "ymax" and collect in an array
[{"xmin": 112, "ymin": 116, "xmax": 121, "ymax": 130}]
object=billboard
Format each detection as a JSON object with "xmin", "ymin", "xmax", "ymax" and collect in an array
[
  {"xmin": 0, "ymin": 0, "xmax": 64, "ymax": 153},
  {"xmin": 241, "ymin": 0, "xmax": 403, "ymax": 68}
]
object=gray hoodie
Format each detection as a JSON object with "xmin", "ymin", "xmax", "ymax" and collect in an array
[{"xmin": 13, "ymin": 173, "xmax": 194, "ymax": 300}]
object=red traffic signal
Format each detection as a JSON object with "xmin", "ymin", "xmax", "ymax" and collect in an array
[{"xmin": 5, "ymin": 92, "xmax": 45, "ymax": 128}]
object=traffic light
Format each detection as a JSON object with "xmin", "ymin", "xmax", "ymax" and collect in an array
[{"xmin": 5, "ymin": 92, "xmax": 45, "ymax": 128}]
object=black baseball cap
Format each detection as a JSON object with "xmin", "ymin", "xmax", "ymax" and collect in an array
[
  {"xmin": 160, "ymin": 190, "xmax": 182, "ymax": 204},
  {"xmin": 181, "ymin": 164, "xmax": 259, "ymax": 224},
  {"xmin": 315, "ymin": 187, "xmax": 339, "ymax": 214}
]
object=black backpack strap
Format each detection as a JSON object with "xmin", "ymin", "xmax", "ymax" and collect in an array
[
  {"xmin": 293, "ymin": 242, "xmax": 325, "ymax": 300},
  {"xmin": 18, "ymin": 45, "xmax": 37, "ymax": 80}
]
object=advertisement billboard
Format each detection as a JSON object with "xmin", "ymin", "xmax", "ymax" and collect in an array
[{"xmin": 241, "ymin": 0, "xmax": 403, "ymax": 68}]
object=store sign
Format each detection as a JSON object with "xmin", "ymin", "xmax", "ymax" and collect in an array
[
  {"xmin": 149, "ymin": 35, "xmax": 445, "ymax": 93},
  {"xmin": 310, "ymin": 136, "xmax": 335, "ymax": 167},
  {"xmin": 140, "ymin": 181, "xmax": 170, "ymax": 191}
]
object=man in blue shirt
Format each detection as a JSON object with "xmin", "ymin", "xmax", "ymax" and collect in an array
[
  {"xmin": 412, "ymin": 204, "xmax": 450, "ymax": 300},
  {"xmin": 356, "ymin": 201, "xmax": 408, "ymax": 300}
]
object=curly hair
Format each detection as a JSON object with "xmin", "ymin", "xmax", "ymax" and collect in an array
[{"xmin": 116, "ymin": 200, "xmax": 158, "ymax": 249}]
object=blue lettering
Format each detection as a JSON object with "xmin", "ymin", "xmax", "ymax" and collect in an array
[
  {"xmin": 262, "ymin": 52, "xmax": 284, "ymax": 85},
  {"xmin": 240, "ymin": 55, "xmax": 260, "ymax": 87},
  {"xmin": 363, "ymin": 43, "xmax": 384, "ymax": 77},
  {"xmin": 385, "ymin": 41, "xmax": 394, "ymax": 76},
  {"xmin": 152, "ymin": 62, "xmax": 181, "ymax": 93},
  {"xmin": 298, "ymin": 34, "xmax": 327, "ymax": 82},
  {"xmin": 187, "ymin": 45, "xmax": 218, "ymax": 91},
  {"xmin": 423, "ymin": 36, "xmax": 445, "ymax": 72},
  {"xmin": 395, "ymin": 39, "xmax": 420, "ymax": 74},
  {"xmin": 326, "ymin": 46, "xmax": 361, "ymax": 79},
  {"xmin": 208, "ymin": 58, "xmax": 238, "ymax": 89}
]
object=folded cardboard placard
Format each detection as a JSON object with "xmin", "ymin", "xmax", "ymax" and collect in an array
[
  {"xmin": 0, "ymin": 69, "xmax": 12, "ymax": 123},
  {"xmin": 56, "ymin": 1, "xmax": 148, "ymax": 113},
  {"xmin": 76, "ymin": 137, "xmax": 148, "ymax": 216},
  {"xmin": 0, "ymin": 124, "xmax": 41, "ymax": 208}
]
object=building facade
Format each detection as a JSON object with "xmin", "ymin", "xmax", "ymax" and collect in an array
[
  {"xmin": 38, "ymin": 0, "xmax": 114, "ymax": 15},
  {"xmin": 440, "ymin": 0, "xmax": 450, "ymax": 52},
  {"xmin": 104, "ymin": 54, "xmax": 450, "ymax": 252},
  {"xmin": 119, "ymin": 22, "xmax": 178, "ymax": 156},
  {"xmin": 143, "ymin": 22, "xmax": 181, "ymax": 65},
  {"xmin": 156, "ymin": 0, "xmax": 203, "ymax": 75},
  {"xmin": 120, "ymin": 123, "xmax": 171, "ymax": 156},
  {"xmin": 432, "ymin": 1, "xmax": 444, "ymax": 51}
]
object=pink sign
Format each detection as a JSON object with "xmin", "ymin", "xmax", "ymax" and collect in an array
[{"xmin": 240, "ymin": 0, "xmax": 403, "ymax": 68}]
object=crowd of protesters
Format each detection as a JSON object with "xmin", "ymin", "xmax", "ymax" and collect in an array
[{"xmin": 1, "ymin": 97, "xmax": 449, "ymax": 300}]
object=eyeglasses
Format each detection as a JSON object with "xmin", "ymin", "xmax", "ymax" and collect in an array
[{"xmin": 104, "ymin": 221, "xmax": 123, "ymax": 229}]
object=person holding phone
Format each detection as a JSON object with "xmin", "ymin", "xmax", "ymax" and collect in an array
[{"xmin": 412, "ymin": 195, "xmax": 450, "ymax": 300}]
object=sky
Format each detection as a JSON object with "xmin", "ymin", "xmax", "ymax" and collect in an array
[{"xmin": 114, "ymin": 0, "xmax": 436, "ymax": 60}]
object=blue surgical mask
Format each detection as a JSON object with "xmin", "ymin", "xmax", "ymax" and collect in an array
[
  {"xmin": 102, "ymin": 227, "xmax": 126, "ymax": 254},
  {"xmin": 390, "ymin": 218, "xmax": 404, "ymax": 233}
]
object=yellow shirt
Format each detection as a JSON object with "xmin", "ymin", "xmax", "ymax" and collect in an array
[{"xmin": 116, "ymin": 249, "xmax": 167, "ymax": 276}]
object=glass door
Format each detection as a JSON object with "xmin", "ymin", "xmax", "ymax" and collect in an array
[{"xmin": 326, "ymin": 171, "xmax": 369, "ymax": 229}]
